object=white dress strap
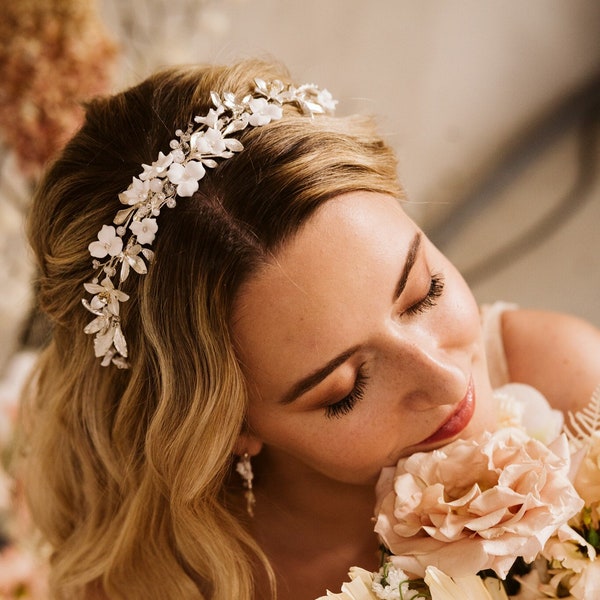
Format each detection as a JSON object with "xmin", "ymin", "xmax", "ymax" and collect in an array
[{"xmin": 480, "ymin": 301, "xmax": 518, "ymax": 389}]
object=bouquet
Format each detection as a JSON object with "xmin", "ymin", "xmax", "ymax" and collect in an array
[{"xmin": 318, "ymin": 383, "xmax": 600, "ymax": 600}]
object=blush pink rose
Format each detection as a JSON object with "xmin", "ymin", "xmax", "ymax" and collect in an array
[{"xmin": 374, "ymin": 429, "xmax": 583, "ymax": 579}]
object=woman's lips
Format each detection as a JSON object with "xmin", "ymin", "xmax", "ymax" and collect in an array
[{"xmin": 419, "ymin": 380, "xmax": 475, "ymax": 445}]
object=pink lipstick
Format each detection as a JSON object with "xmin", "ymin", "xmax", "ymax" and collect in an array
[{"xmin": 420, "ymin": 380, "xmax": 475, "ymax": 445}]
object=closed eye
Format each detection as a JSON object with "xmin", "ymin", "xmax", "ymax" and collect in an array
[
  {"xmin": 324, "ymin": 367, "xmax": 369, "ymax": 419},
  {"xmin": 404, "ymin": 273, "xmax": 445, "ymax": 316}
]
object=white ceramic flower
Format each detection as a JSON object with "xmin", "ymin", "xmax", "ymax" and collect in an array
[
  {"xmin": 83, "ymin": 277, "xmax": 129, "ymax": 316},
  {"xmin": 119, "ymin": 244, "xmax": 149, "ymax": 282},
  {"xmin": 167, "ymin": 160, "xmax": 206, "ymax": 197},
  {"xmin": 194, "ymin": 106, "xmax": 225, "ymax": 128},
  {"xmin": 139, "ymin": 151, "xmax": 174, "ymax": 181},
  {"xmin": 374, "ymin": 429, "xmax": 583, "ymax": 579},
  {"xmin": 83, "ymin": 78, "xmax": 337, "ymax": 367},
  {"xmin": 283, "ymin": 83, "xmax": 338, "ymax": 116},
  {"xmin": 254, "ymin": 77, "xmax": 285, "ymax": 101},
  {"xmin": 248, "ymin": 97, "xmax": 283, "ymax": 126},
  {"xmin": 118, "ymin": 176, "xmax": 153, "ymax": 206},
  {"xmin": 129, "ymin": 217, "xmax": 158, "ymax": 245},
  {"xmin": 191, "ymin": 126, "xmax": 244, "ymax": 158},
  {"xmin": 88, "ymin": 225, "xmax": 123, "ymax": 259},
  {"xmin": 83, "ymin": 312, "xmax": 110, "ymax": 336},
  {"xmin": 317, "ymin": 88, "xmax": 338, "ymax": 113},
  {"xmin": 93, "ymin": 320, "xmax": 127, "ymax": 361}
]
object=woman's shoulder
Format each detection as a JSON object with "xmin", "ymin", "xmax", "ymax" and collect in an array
[{"xmin": 501, "ymin": 308, "xmax": 600, "ymax": 413}]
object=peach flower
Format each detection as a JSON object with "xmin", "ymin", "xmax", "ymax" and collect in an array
[
  {"xmin": 573, "ymin": 432, "xmax": 600, "ymax": 506},
  {"xmin": 569, "ymin": 559, "xmax": 600, "ymax": 599},
  {"xmin": 374, "ymin": 429, "xmax": 583, "ymax": 579}
]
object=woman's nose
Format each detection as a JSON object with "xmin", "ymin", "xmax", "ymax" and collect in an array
[{"xmin": 383, "ymin": 331, "xmax": 470, "ymax": 412}]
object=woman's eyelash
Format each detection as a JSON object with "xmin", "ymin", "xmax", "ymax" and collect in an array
[
  {"xmin": 324, "ymin": 368, "xmax": 369, "ymax": 419},
  {"xmin": 323, "ymin": 274, "xmax": 443, "ymax": 419},
  {"xmin": 405, "ymin": 273, "xmax": 445, "ymax": 315}
]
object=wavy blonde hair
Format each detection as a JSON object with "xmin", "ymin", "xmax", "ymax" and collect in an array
[{"xmin": 23, "ymin": 59, "xmax": 403, "ymax": 599}]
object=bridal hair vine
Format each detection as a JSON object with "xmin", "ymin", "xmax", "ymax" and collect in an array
[{"xmin": 82, "ymin": 78, "xmax": 337, "ymax": 368}]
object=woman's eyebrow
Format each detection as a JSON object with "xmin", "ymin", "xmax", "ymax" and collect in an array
[
  {"xmin": 393, "ymin": 232, "xmax": 421, "ymax": 301},
  {"xmin": 279, "ymin": 345, "xmax": 361, "ymax": 405},
  {"xmin": 279, "ymin": 232, "xmax": 422, "ymax": 406}
]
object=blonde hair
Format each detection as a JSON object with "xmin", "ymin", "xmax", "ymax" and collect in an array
[{"xmin": 23, "ymin": 59, "xmax": 403, "ymax": 599}]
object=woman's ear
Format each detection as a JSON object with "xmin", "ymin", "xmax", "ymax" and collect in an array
[{"xmin": 233, "ymin": 431, "xmax": 263, "ymax": 457}]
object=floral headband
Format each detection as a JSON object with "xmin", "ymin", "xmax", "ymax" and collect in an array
[{"xmin": 82, "ymin": 78, "xmax": 337, "ymax": 368}]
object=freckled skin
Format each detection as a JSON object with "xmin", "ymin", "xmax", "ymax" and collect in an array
[
  {"xmin": 231, "ymin": 191, "xmax": 600, "ymax": 600},
  {"xmin": 233, "ymin": 191, "xmax": 497, "ymax": 485}
]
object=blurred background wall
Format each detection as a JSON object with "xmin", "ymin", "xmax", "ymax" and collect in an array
[{"xmin": 1, "ymin": 0, "xmax": 600, "ymax": 375}]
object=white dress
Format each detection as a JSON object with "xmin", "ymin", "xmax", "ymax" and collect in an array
[
  {"xmin": 481, "ymin": 301, "xmax": 565, "ymax": 440},
  {"xmin": 481, "ymin": 301, "xmax": 517, "ymax": 388}
]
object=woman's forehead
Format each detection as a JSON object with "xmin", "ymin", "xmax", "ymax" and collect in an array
[
  {"xmin": 230, "ymin": 192, "xmax": 418, "ymax": 388},
  {"xmin": 233, "ymin": 192, "xmax": 414, "ymax": 318}
]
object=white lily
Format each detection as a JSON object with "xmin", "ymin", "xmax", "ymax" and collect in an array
[
  {"xmin": 316, "ymin": 565, "xmax": 423, "ymax": 600},
  {"xmin": 424, "ymin": 566, "xmax": 508, "ymax": 600},
  {"xmin": 315, "ymin": 567, "xmax": 377, "ymax": 600}
]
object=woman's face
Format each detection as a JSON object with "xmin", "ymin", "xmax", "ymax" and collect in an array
[{"xmin": 232, "ymin": 192, "xmax": 497, "ymax": 486}]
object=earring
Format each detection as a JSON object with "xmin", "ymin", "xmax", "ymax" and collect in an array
[{"xmin": 236, "ymin": 452, "xmax": 256, "ymax": 517}]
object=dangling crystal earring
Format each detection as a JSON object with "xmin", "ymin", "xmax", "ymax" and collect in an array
[{"xmin": 236, "ymin": 452, "xmax": 256, "ymax": 517}]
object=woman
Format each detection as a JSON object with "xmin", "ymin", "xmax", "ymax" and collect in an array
[{"xmin": 23, "ymin": 58, "xmax": 600, "ymax": 600}]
